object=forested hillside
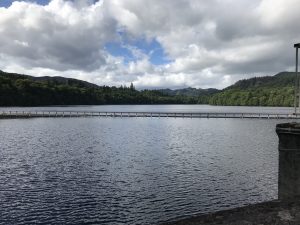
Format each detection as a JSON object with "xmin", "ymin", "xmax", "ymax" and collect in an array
[
  {"xmin": 0, "ymin": 70, "xmax": 199, "ymax": 106},
  {"xmin": 209, "ymin": 72, "xmax": 295, "ymax": 106},
  {"xmin": 0, "ymin": 70, "xmax": 297, "ymax": 106},
  {"xmin": 157, "ymin": 87, "xmax": 219, "ymax": 97}
]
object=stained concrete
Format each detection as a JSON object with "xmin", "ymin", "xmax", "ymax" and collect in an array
[
  {"xmin": 161, "ymin": 199, "xmax": 300, "ymax": 225},
  {"xmin": 277, "ymin": 123, "xmax": 300, "ymax": 199}
]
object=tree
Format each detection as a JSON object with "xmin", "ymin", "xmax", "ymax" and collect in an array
[{"xmin": 130, "ymin": 82, "xmax": 135, "ymax": 91}]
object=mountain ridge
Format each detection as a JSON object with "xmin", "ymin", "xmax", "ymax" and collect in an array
[
  {"xmin": 156, "ymin": 87, "xmax": 220, "ymax": 97},
  {"xmin": 0, "ymin": 70, "xmax": 297, "ymax": 106},
  {"xmin": 0, "ymin": 70, "xmax": 197, "ymax": 106},
  {"xmin": 0, "ymin": 70, "xmax": 99, "ymax": 89},
  {"xmin": 209, "ymin": 71, "xmax": 295, "ymax": 106}
]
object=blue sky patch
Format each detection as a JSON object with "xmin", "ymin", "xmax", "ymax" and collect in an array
[
  {"xmin": 0, "ymin": 0, "xmax": 100, "ymax": 7},
  {"xmin": 105, "ymin": 35, "xmax": 172, "ymax": 66},
  {"xmin": 104, "ymin": 42, "xmax": 134, "ymax": 64},
  {"xmin": 134, "ymin": 38, "xmax": 172, "ymax": 65},
  {"xmin": 0, "ymin": 0, "xmax": 50, "ymax": 7}
]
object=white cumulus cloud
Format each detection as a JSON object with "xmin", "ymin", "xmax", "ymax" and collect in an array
[{"xmin": 0, "ymin": 0, "xmax": 299, "ymax": 89}]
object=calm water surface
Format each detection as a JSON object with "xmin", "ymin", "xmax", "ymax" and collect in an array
[{"xmin": 0, "ymin": 105, "xmax": 293, "ymax": 224}]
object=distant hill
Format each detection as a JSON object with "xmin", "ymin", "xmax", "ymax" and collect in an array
[
  {"xmin": 225, "ymin": 72, "xmax": 295, "ymax": 90},
  {"xmin": 0, "ymin": 70, "xmax": 199, "ymax": 106},
  {"xmin": 157, "ymin": 87, "xmax": 220, "ymax": 97},
  {"xmin": 0, "ymin": 70, "xmax": 98, "ymax": 89},
  {"xmin": 209, "ymin": 72, "xmax": 296, "ymax": 106},
  {"xmin": 0, "ymin": 70, "xmax": 297, "ymax": 106}
]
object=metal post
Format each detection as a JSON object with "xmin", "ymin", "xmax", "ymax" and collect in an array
[
  {"xmin": 294, "ymin": 44, "xmax": 300, "ymax": 114},
  {"xmin": 295, "ymin": 47, "xmax": 298, "ymax": 114},
  {"xmin": 298, "ymin": 47, "xmax": 300, "ymax": 113}
]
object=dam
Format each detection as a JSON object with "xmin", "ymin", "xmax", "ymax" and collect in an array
[{"xmin": 1, "ymin": 110, "xmax": 300, "ymax": 119}]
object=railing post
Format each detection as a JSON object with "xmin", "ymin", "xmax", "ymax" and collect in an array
[{"xmin": 276, "ymin": 123, "xmax": 300, "ymax": 199}]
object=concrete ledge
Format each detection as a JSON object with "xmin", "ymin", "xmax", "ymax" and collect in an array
[
  {"xmin": 1, "ymin": 111, "xmax": 300, "ymax": 119},
  {"xmin": 161, "ymin": 199, "xmax": 300, "ymax": 225}
]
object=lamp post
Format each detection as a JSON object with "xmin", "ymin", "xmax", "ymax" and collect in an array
[{"xmin": 294, "ymin": 43, "xmax": 300, "ymax": 114}]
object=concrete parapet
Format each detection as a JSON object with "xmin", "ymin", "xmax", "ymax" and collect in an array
[{"xmin": 276, "ymin": 123, "xmax": 300, "ymax": 199}]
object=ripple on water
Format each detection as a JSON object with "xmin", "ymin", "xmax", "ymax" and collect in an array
[{"xmin": 0, "ymin": 117, "xmax": 279, "ymax": 225}]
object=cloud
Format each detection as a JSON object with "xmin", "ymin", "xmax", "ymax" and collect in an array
[
  {"xmin": 0, "ymin": 0, "xmax": 299, "ymax": 89},
  {"xmin": 0, "ymin": 0, "xmax": 116, "ymax": 71}
]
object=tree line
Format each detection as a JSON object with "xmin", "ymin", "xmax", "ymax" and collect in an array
[
  {"xmin": 0, "ymin": 70, "xmax": 297, "ymax": 107},
  {"xmin": 0, "ymin": 71, "xmax": 199, "ymax": 106}
]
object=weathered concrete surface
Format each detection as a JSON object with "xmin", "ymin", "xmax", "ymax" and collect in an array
[
  {"xmin": 277, "ymin": 123, "xmax": 300, "ymax": 199},
  {"xmin": 161, "ymin": 199, "xmax": 300, "ymax": 225}
]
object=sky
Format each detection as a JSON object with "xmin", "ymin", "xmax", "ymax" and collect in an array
[{"xmin": 0, "ymin": 0, "xmax": 299, "ymax": 89}]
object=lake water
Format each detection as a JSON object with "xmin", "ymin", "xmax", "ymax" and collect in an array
[{"xmin": 0, "ymin": 105, "xmax": 295, "ymax": 225}]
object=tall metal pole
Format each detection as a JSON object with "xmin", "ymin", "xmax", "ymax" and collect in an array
[
  {"xmin": 295, "ymin": 47, "xmax": 298, "ymax": 114},
  {"xmin": 297, "ymin": 47, "xmax": 300, "ymax": 113},
  {"xmin": 294, "ymin": 44, "xmax": 300, "ymax": 114}
]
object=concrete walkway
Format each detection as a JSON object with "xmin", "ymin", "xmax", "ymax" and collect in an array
[{"xmin": 1, "ymin": 110, "xmax": 300, "ymax": 119}]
